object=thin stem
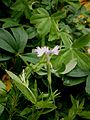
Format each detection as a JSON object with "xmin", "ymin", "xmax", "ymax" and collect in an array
[{"xmin": 46, "ymin": 54, "xmax": 55, "ymax": 104}]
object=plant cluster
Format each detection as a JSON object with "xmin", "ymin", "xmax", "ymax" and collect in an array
[{"xmin": 0, "ymin": 0, "xmax": 90, "ymax": 120}]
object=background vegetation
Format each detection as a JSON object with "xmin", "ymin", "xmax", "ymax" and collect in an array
[{"xmin": 0, "ymin": 0, "xmax": 90, "ymax": 120}]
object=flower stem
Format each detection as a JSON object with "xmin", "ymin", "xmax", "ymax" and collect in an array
[{"xmin": 46, "ymin": 54, "xmax": 55, "ymax": 103}]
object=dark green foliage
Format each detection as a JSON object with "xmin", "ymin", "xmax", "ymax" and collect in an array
[{"xmin": 0, "ymin": 0, "xmax": 90, "ymax": 120}]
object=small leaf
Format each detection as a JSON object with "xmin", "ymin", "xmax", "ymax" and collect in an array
[
  {"xmin": 36, "ymin": 100, "xmax": 56, "ymax": 109},
  {"xmin": 86, "ymin": 75, "xmax": 90, "ymax": 94},
  {"xmin": 0, "ymin": 55, "xmax": 11, "ymax": 61},
  {"xmin": 0, "ymin": 81, "xmax": 6, "ymax": 95},
  {"xmin": 0, "ymin": 104, "xmax": 4, "ymax": 115},
  {"xmin": 79, "ymin": 111, "xmax": 90, "ymax": 119},
  {"xmin": 20, "ymin": 107, "xmax": 32, "ymax": 116}
]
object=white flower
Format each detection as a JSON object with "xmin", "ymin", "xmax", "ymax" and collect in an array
[
  {"xmin": 34, "ymin": 46, "xmax": 49, "ymax": 57},
  {"xmin": 51, "ymin": 45, "xmax": 60, "ymax": 55},
  {"xmin": 34, "ymin": 46, "xmax": 60, "ymax": 57}
]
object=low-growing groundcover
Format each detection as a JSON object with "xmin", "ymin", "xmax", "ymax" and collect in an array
[{"xmin": 0, "ymin": 0, "xmax": 90, "ymax": 120}]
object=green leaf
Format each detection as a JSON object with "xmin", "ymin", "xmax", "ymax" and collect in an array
[
  {"xmin": 1, "ymin": 0, "xmax": 12, "ymax": 7},
  {"xmin": 37, "ymin": 17, "xmax": 51, "ymax": 36},
  {"xmin": 51, "ymin": 49, "xmax": 75, "ymax": 71},
  {"xmin": 63, "ymin": 77, "xmax": 86, "ymax": 86},
  {"xmin": 30, "ymin": 8, "xmax": 51, "ymax": 36},
  {"xmin": 52, "ymin": 10, "xmax": 66, "ymax": 21},
  {"xmin": 48, "ymin": 19, "xmax": 59, "ymax": 41},
  {"xmin": 0, "ymin": 55, "xmax": 11, "ymax": 61},
  {"xmin": 61, "ymin": 59, "xmax": 77, "ymax": 74},
  {"xmin": 67, "ymin": 66, "xmax": 89, "ymax": 77},
  {"xmin": 6, "ymin": 70, "xmax": 37, "ymax": 104},
  {"xmin": 11, "ymin": 0, "xmax": 25, "ymax": 11},
  {"xmin": 60, "ymin": 32, "xmax": 72, "ymax": 48},
  {"xmin": 20, "ymin": 107, "xmax": 32, "ymax": 116},
  {"xmin": 73, "ymin": 50, "xmax": 90, "ymax": 70},
  {"xmin": 26, "ymin": 27, "xmax": 37, "ymax": 39},
  {"xmin": 0, "ymin": 18, "xmax": 19, "ymax": 28},
  {"xmin": 0, "ymin": 104, "xmax": 4, "ymax": 115},
  {"xmin": 72, "ymin": 34, "xmax": 90, "ymax": 49},
  {"xmin": 0, "ymin": 28, "xmax": 17, "ymax": 53},
  {"xmin": 79, "ymin": 111, "xmax": 90, "ymax": 119},
  {"xmin": 0, "ymin": 81, "xmax": 6, "ymax": 95},
  {"xmin": 11, "ymin": 27, "xmax": 28, "ymax": 53},
  {"xmin": 67, "ymin": 96, "xmax": 77, "ymax": 120},
  {"xmin": 20, "ymin": 53, "xmax": 40, "ymax": 64},
  {"xmin": 36, "ymin": 100, "xmax": 56, "ymax": 109},
  {"xmin": 0, "ymin": 27, "xmax": 28, "ymax": 54},
  {"xmin": 86, "ymin": 75, "xmax": 90, "ymax": 94}
]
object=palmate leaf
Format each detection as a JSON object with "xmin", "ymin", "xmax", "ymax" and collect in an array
[
  {"xmin": 0, "ymin": 27, "xmax": 28, "ymax": 54},
  {"xmin": 30, "ymin": 8, "xmax": 51, "ymax": 36},
  {"xmin": 10, "ymin": 0, "xmax": 31, "ymax": 19},
  {"xmin": 30, "ymin": 8, "xmax": 61, "ymax": 40}
]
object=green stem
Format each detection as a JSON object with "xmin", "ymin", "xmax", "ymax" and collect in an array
[{"xmin": 41, "ymin": 37, "xmax": 45, "ymax": 47}]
